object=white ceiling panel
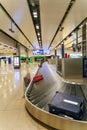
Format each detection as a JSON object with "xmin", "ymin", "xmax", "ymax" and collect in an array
[
  {"xmin": 1, "ymin": 0, "xmax": 38, "ymax": 49},
  {"xmin": 51, "ymin": 0, "xmax": 87, "ymax": 50},
  {"xmin": 62, "ymin": 0, "xmax": 87, "ymax": 39},
  {"xmin": 40, "ymin": 0, "xmax": 70, "ymax": 49},
  {"xmin": 0, "ymin": 9, "xmax": 34, "ymax": 49}
]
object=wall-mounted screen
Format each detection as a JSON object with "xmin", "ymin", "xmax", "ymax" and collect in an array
[{"xmin": 33, "ymin": 49, "xmax": 50, "ymax": 55}]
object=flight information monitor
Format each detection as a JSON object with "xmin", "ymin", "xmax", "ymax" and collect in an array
[{"xmin": 33, "ymin": 49, "xmax": 50, "ymax": 55}]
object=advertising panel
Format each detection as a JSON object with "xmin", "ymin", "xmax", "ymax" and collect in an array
[{"xmin": 13, "ymin": 56, "xmax": 20, "ymax": 68}]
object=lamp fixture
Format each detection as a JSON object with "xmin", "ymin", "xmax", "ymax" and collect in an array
[
  {"xmin": 9, "ymin": 20, "xmax": 15, "ymax": 33},
  {"xmin": 60, "ymin": 27, "xmax": 64, "ymax": 31},
  {"xmin": 33, "ymin": 12, "xmax": 37, "ymax": 15}
]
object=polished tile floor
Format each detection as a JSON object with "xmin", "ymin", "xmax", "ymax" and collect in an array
[{"xmin": 0, "ymin": 62, "xmax": 55, "ymax": 130}]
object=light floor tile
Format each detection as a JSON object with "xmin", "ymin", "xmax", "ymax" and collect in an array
[
  {"xmin": 0, "ymin": 110, "xmax": 19, "ymax": 128},
  {"xmin": 0, "ymin": 63, "xmax": 54, "ymax": 130}
]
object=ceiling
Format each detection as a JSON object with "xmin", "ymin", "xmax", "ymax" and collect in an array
[{"xmin": 0, "ymin": 0, "xmax": 87, "ymax": 54}]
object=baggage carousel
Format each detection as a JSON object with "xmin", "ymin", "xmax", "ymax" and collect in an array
[{"xmin": 25, "ymin": 62, "xmax": 87, "ymax": 130}]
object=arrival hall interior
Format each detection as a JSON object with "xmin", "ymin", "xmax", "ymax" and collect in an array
[{"xmin": 0, "ymin": 0, "xmax": 87, "ymax": 130}]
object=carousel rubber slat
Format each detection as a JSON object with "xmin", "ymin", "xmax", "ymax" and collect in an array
[{"xmin": 30, "ymin": 86, "xmax": 57, "ymax": 105}]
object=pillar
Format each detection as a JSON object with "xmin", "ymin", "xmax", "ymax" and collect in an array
[
  {"xmin": 61, "ymin": 42, "xmax": 64, "ymax": 58},
  {"xmin": 16, "ymin": 44, "xmax": 20, "ymax": 56},
  {"xmin": 76, "ymin": 30, "xmax": 78, "ymax": 45},
  {"xmin": 26, "ymin": 48, "xmax": 29, "ymax": 58},
  {"xmin": 54, "ymin": 49, "xmax": 57, "ymax": 57},
  {"xmin": 82, "ymin": 24, "xmax": 87, "ymax": 57}
]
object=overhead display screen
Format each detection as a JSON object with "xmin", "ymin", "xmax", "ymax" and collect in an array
[{"xmin": 33, "ymin": 49, "xmax": 50, "ymax": 55}]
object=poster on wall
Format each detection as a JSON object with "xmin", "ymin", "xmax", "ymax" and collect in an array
[
  {"xmin": 13, "ymin": 56, "xmax": 20, "ymax": 68},
  {"xmin": 83, "ymin": 58, "xmax": 87, "ymax": 77}
]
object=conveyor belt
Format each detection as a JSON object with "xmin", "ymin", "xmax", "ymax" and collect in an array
[{"xmin": 26, "ymin": 63, "xmax": 87, "ymax": 121}]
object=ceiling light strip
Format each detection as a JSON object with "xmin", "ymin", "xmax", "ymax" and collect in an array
[{"xmin": 27, "ymin": 0, "xmax": 42, "ymax": 48}]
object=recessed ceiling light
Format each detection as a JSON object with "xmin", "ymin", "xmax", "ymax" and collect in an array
[
  {"xmin": 33, "ymin": 11, "xmax": 38, "ymax": 18},
  {"xmin": 37, "ymin": 32, "xmax": 40, "ymax": 36},
  {"xmin": 34, "ymin": 15, "xmax": 38, "ymax": 18},
  {"xmin": 36, "ymin": 25, "xmax": 39, "ymax": 29},
  {"xmin": 38, "ymin": 37, "xmax": 40, "ymax": 40},
  {"xmin": 33, "ymin": 12, "xmax": 37, "ymax": 15}
]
